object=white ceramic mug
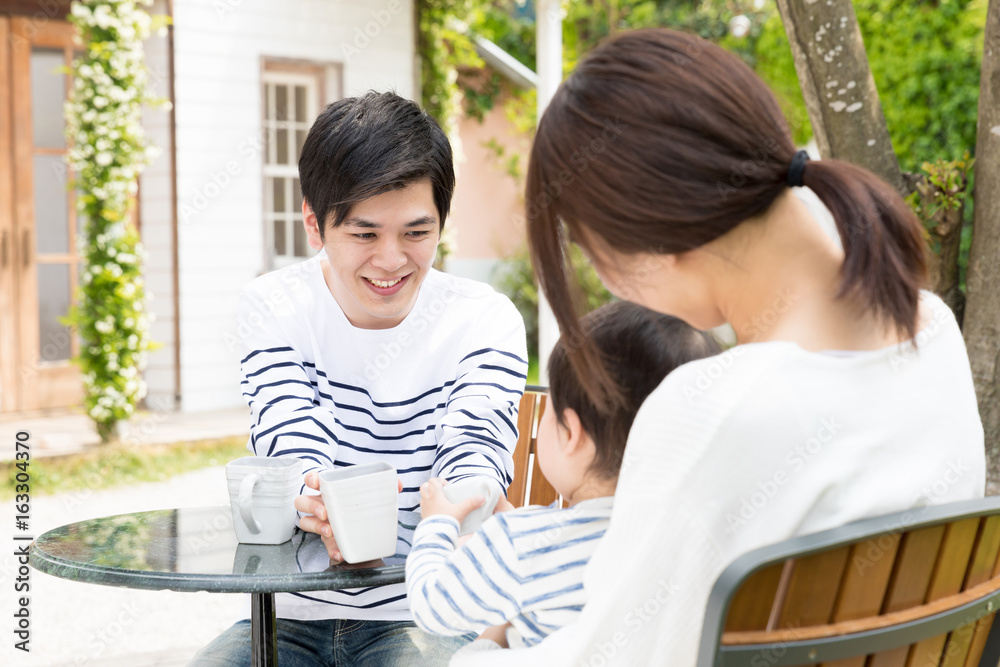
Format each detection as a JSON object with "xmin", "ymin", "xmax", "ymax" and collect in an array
[
  {"xmin": 225, "ymin": 456, "xmax": 303, "ymax": 545},
  {"xmin": 443, "ymin": 477, "xmax": 502, "ymax": 536},
  {"xmin": 318, "ymin": 462, "xmax": 399, "ymax": 563}
]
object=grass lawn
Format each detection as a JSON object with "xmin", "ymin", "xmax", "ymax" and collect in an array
[
  {"xmin": 0, "ymin": 436, "xmax": 249, "ymax": 499},
  {"xmin": 527, "ymin": 353, "xmax": 540, "ymax": 386}
]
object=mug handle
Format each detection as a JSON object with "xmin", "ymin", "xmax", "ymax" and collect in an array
[{"xmin": 239, "ymin": 473, "xmax": 262, "ymax": 535}]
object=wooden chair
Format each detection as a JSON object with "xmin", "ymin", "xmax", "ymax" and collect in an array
[
  {"xmin": 697, "ymin": 497, "xmax": 1000, "ymax": 667},
  {"xmin": 506, "ymin": 386, "xmax": 562, "ymax": 508}
]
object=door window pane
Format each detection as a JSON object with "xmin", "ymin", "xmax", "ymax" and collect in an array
[
  {"xmin": 275, "ymin": 85, "xmax": 288, "ymax": 121},
  {"xmin": 31, "ymin": 49, "xmax": 66, "ymax": 149},
  {"xmin": 273, "ymin": 220, "xmax": 286, "ymax": 256},
  {"xmin": 295, "ymin": 86, "xmax": 307, "ymax": 122},
  {"xmin": 294, "ymin": 220, "xmax": 308, "ymax": 257},
  {"xmin": 34, "ymin": 155, "xmax": 70, "ymax": 254},
  {"xmin": 276, "ymin": 129, "xmax": 288, "ymax": 165},
  {"xmin": 272, "ymin": 177, "xmax": 285, "ymax": 213},
  {"xmin": 293, "ymin": 179, "xmax": 303, "ymax": 212},
  {"xmin": 37, "ymin": 263, "xmax": 72, "ymax": 362},
  {"xmin": 263, "ymin": 66, "xmax": 323, "ymax": 266}
]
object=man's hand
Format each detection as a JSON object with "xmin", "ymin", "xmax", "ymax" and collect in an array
[
  {"xmin": 295, "ymin": 471, "xmax": 403, "ymax": 562},
  {"xmin": 419, "ymin": 477, "xmax": 484, "ymax": 523}
]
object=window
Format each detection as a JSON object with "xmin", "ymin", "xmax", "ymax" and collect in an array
[{"xmin": 262, "ymin": 66, "xmax": 320, "ymax": 269}]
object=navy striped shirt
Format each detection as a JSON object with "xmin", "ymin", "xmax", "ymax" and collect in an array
[
  {"xmin": 406, "ymin": 497, "xmax": 614, "ymax": 647},
  {"xmin": 237, "ymin": 254, "xmax": 528, "ymax": 621}
]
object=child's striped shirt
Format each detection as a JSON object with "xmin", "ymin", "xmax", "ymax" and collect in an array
[{"xmin": 406, "ymin": 497, "xmax": 614, "ymax": 647}]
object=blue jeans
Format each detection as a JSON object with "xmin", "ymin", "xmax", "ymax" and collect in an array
[{"xmin": 188, "ymin": 618, "xmax": 474, "ymax": 666}]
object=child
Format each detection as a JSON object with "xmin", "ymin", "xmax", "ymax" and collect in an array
[{"xmin": 405, "ymin": 301, "xmax": 721, "ymax": 649}]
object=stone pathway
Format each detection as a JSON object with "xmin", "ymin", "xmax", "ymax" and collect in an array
[{"xmin": 2, "ymin": 466, "xmax": 246, "ymax": 667}]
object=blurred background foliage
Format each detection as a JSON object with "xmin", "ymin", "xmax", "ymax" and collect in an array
[{"xmin": 417, "ymin": 0, "xmax": 987, "ymax": 348}]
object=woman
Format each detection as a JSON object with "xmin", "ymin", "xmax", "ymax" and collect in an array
[{"xmin": 453, "ymin": 28, "xmax": 984, "ymax": 666}]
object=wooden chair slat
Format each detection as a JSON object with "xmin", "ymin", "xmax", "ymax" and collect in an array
[
  {"xmin": 865, "ymin": 646, "xmax": 910, "ymax": 667},
  {"xmin": 966, "ymin": 516, "xmax": 1000, "ymax": 589},
  {"xmin": 938, "ymin": 518, "xmax": 1000, "ymax": 666},
  {"xmin": 527, "ymin": 395, "xmax": 560, "ymax": 507},
  {"xmin": 724, "ymin": 563, "xmax": 784, "ymax": 632},
  {"xmin": 776, "ymin": 547, "xmax": 851, "ymax": 629},
  {"xmin": 844, "ymin": 526, "xmax": 945, "ymax": 667},
  {"xmin": 882, "ymin": 526, "xmax": 947, "ymax": 613},
  {"xmin": 710, "ymin": 502, "xmax": 1000, "ymax": 667},
  {"xmin": 818, "ymin": 536, "xmax": 903, "ymax": 667},
  {"xmin": 925, "ymin": 518, "xmax": 981, "ymax": 600},
  {"xmin": 721, "ymin": 575, "xmax": 1000, "ymax": 645},
  {"xmin": 901, "ymin": 518, "xmax": 981, "ymax": 667},
  {"xmin": 938, "ymin": 620, "xmax": 981, "ymax": 667},
  {"xmin": 835, "ymin": 534, "xmax": 902, "ymax": 621},
  {"xmin": 960, "ymin": 616, "xmax": 995, "ymax": 667},
  {"xmin": 507, "ymin": 392, "xmax": 537, "ymax": 508},
  {"xmin": 936, "ymin": 517, "xmax": 1000, "ymax": 667}
]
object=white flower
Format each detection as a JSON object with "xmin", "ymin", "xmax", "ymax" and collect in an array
[
  {"xmin": 95, "ymin": 152, "xmax": 113, "ymax": 166},
  {"xmin": 92, "ymin": 96, "xmax": 108, "ymax": 108}
]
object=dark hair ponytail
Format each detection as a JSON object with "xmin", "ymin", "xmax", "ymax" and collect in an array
[
  {"xmin": 802, "ymin": 159, "xmax": 927, "ymax": 342},
  {"xmin": 527, "ymin": 28, "xmax": 927, "ymax": 409}
]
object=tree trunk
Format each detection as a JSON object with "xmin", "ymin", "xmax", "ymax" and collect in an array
[
  {"xmin": 775, "ymin": 0, "xmax": 904, "ymax": 192},
  {"xmin": 911, "ymin": 161, "xmax": 970, "ymax": 325},
  {"xmin": 966, "ymin": 0, "xmax": 1000, "ymax": 494}
]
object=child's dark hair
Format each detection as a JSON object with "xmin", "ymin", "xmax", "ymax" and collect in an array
[
  {"xmin": 547, "ymin": 301, "xmax": 720, "ymax": 480},
  {"xmin": 298, "ymin": 91, "xmax": 455, "ymax": 237}
]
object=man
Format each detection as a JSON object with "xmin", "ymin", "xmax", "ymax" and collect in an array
[{"xmin": 192, "ymin": 91, "xmax": 527, "ymax": 666}]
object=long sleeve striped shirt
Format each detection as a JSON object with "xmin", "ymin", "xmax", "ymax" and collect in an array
[
  {"xmin": 237, "ymin": 253, "xmax": 528, "ymax": 621},
  {"xmin": 406, "ymin": 497, "xmax": 614, "ymax": 647}
]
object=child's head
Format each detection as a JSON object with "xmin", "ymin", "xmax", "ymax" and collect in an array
[{"xmin": 539, "ymin": 301, "xmax": 720, "ymax": 499}]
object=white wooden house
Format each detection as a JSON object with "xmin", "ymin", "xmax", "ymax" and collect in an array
[{"xmin": 0, "ymin": 0, "xmax": 419, "ymax": 416}]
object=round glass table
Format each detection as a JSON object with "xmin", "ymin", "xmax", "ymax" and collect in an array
[{"xmin": 29, "ymin": 506, "xmax": 406, "ymax": 667}]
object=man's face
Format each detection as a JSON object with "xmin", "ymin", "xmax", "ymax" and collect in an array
[{"xmin": 304, "ymin": 180, "xmax": 440, "ymax": 330}]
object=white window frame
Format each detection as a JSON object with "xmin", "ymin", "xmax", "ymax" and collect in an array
[{"xmin": 262, "ymin": 68, "xmax": 320, "ymax": 270}]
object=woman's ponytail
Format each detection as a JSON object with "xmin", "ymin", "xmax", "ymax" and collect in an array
[{"xmin": 803, "ymin": 159, "xmax": 928, "ymax": 341}]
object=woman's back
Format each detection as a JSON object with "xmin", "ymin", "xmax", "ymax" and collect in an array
[{"xmin": 574, "ymin": 289, "xmax": 983, "ymax": 664}]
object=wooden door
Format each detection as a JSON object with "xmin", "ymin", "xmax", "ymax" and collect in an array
[{"xmin": 0, "ymin": 16, "xmax": 82, "ymax": 412}]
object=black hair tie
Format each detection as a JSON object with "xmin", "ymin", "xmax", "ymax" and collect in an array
[{"xmin": 786, "ymin": 150, "xmax": 810, "ymax": 188}]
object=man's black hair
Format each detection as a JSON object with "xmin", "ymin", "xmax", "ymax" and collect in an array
[{"xmin": 298, "ymin": 91, "xmax": 455, "ymax": 237}]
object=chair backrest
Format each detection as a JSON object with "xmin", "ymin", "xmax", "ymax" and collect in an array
[
  {"xmin": 697, "ymin": 497, "xmax": 1000, "ymax": 667},
  {"xmin": 507, "ymin": 387, "xmax": 561, "ymax": 508}
]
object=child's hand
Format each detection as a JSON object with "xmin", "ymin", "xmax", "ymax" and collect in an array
[
  {"xmin": 493, "ymin": 496, "xmax": 515, "ymax": 514},
  {"xmin": 419, "ymin": 477, "xmax": 484, "ymax": 523},
  {"xmin": 478, "ymin": 622, "xmax": 512, "ymax": 648}
]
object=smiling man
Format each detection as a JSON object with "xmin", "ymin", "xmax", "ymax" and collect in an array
[{"xmin": 191, "ymin": 92, "xmax": 528, "ymax": 666}]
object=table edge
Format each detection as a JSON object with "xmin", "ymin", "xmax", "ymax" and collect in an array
[{"xmin": 29, "ymin": 545, "xmax": 407, "ymax": 594}]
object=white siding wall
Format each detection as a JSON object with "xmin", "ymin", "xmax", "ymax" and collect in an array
[
  {"xmin": 166, "ymin": 0, "xmax": 416, "ymax": 412},
  {"xmin": 140, "ymin": 0, "xmax": 178, "ymax": 411}
]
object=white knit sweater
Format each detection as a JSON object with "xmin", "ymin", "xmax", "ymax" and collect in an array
[{"xmin": 451, "ymin": 290, "xmax": 985, "ymax": 665}]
